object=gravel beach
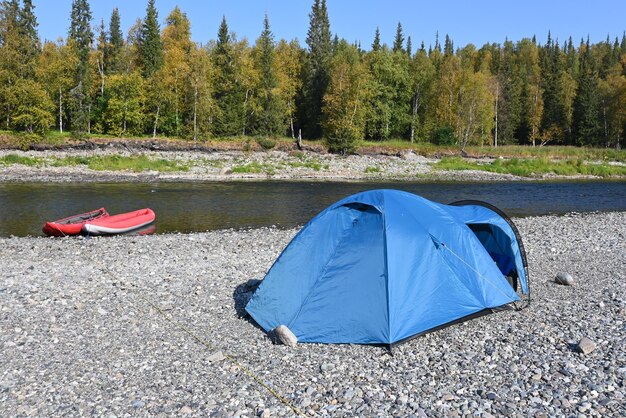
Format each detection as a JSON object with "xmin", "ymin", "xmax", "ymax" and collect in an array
[
  {"xmin": 1, "ymin": 212, "xmax": 625, "ymax": 417},
  {"xmin": 0, "ymin": 149, "xmax": 531, "ymax": 183}
]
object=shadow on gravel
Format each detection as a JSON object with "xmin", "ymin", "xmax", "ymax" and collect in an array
[{"xmin": 233, "ymin": 279, "xmax": 265, "ymax": 331}]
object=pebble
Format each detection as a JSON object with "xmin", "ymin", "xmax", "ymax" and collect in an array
[
  {"xmin": 131, "ymin": 400, "xmax": 145, "ymax": 409},
  {"xmin": 272, "ymin": 325, "xmax": 298, "ymax": 348},
  {"xmin": 555, "ymin": 272, "xmax": 574, "ymax": 286},
  {"xmin": 576, "ymin": 337, "xmax": 597, "ymax": 355}
]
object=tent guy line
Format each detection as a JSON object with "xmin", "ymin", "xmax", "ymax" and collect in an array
[{"xmin": 101, "ymin": 269, "xmax": 306, "ymax": 418}]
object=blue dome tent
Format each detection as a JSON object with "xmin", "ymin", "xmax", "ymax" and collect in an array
[{"xmin": 246, "ymin": 190, "xmax": 530, "ymax": 346}]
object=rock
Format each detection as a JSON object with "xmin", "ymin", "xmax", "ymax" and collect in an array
[
  {"xmin": 131, "ymin": 400, "xmax": 145, "ymax": 409},
  {"xmin": 272, "ymin": 325, "xmax": 298, "ymax": 348},
  {"xmin": 576, "ymin": 337, "xmax": 597, "ymax": 355},
  {"xmin": 555, "ymin": 272, "xmax": 574, "ymax": 286},
  {"xmin": 179, "ymin": 406, "xmax": 193, "ymax": 414},
  {"xmin": 320, "ymin": 363, "xmax": 335, "ymax": 372},
  {"xmin": 207, "ymin": 351, "xmax": 225, "ymax": 362}
]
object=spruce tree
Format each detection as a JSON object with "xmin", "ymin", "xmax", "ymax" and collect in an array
[
  {"xmin": 253, "ymin": 14, "xmax": 285, "ymax": 136},
  {"xmin": 139, "ymin": 0, "xmax": 163, "ymax": 77},
  {"xmin": 18, "ymin": 0, "xmax": 39, "ymax": 74},
  {"xmin": 371, "ymin": 27, "xmax": 381, "ymax": 51},
  {"xmin": 302, "ymin": 0, "xmax": 331, "ymax": 138},
  {"xmin": 572, "ymin": 39, "xmax": 602, "ymax": 145},
  {"xmin": 105, "ymin": 7, "xmax": 124, "ymax": 74},
  {"xmin": 406, "ymin": 36, "xmax": 412, "ymax": 57},
  {"xmin": 212, "ymin": 16, "xmax": 245, "ymax": 136},
  {"xmin": 68, "ymin": 0, "xmax": 93, "ymax": 136},
  {"xmin": 539, "ymin": 34, "xmax": 567, "ymax": 143},
  {"xmin": 444, "ymin": 34, "xmax": 454, "ymax": 56},
  {"xmin": 392, "ymin": 22, "xmax": 404, "ymax": 53}
]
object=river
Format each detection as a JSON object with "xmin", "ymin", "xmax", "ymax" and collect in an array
[{"xmin": 1, "ymin": 180, "xmax": 625, "ymax": 237}]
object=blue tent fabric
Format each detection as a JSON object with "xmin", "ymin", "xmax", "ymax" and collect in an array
[{"xmin": 245, "ymin": 189, "xmax": 528, "ymax": 345}]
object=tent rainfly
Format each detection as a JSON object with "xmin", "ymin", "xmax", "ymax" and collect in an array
[{"xmin": 246, "ymin": 189, "xmax": 529, "ymax": 346}]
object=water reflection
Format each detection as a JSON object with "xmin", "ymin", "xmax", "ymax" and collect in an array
[{"xmin": 0, "ymin": 180, "xmax": 624, "ymax": 237}]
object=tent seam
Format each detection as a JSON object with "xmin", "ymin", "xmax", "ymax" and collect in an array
[
  {"xmin": 285, "ymin": 208, "xmax": 367, "ymax": 330},
  {"xmin": 382, "ymin": 211, "xmax": 391, "ymax": 344}
]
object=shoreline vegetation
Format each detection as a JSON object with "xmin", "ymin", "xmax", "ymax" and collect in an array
[
  {"xmin": 0, "ymin": 134, "xmax": 625, "ymax": 182},
  {"xmin": 1, "ymin": 1, "xmax": 625, "ymax": 160}
]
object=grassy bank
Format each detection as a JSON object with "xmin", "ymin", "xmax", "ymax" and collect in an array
[
  {"xmin": 2, "ymin": 131, "xmax": 624, "ymax": 162},
  {"xmin": 433, "ymin": 156, "xmax": 626, "ymax": 178},
  {"xmin": 0, "ymin": 154, "xmax": 188, "ymax": 172}
]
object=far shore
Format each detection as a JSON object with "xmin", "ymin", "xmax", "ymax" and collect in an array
[{"xmin": 1, "ymin": 145, "xmax": 624, "ymax": 183}]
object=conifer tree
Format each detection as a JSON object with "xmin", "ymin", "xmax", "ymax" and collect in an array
[
  {"xmin": 572, "ymin": 39, "xmax": 602, "ymax": 145},
  {"xmin": 406, "ymin": 36, "xmax": 412, "ymax": 57},
  {"xmin": 212, "ymin": 16, "xmax": 245, "ymax": 136},
  {"xmin": 392, "ymin": 22, "xmax": 404, "ymax": 53},
  {"xmin": 539, "ymin": 33, "xmax": 567, "ymax": 144},
  {"xmin": 444, "ymin": 34, "xmax": 454, "ymax": 56},
  {"xmin": 68, "ymin": 0, "xmax": 93, "ymax": 135},
  {"xmin": 18, "ymin": 0, "xmax": 38, "ymax": 74},
  {"xmin": 302, "ymin": 0, "xmax": 331, "ymax": 138},
  {"xmin": 105, "ymin": 8, "xmax": 124, "ymax": 74},
  {"xmin": 253, "ymin": 14, "xmax": 285, "ymax": 136},
  {"xmin": 371, "ymin": 27, "xmax": 381, "ymax": 51},
  {"xmin": 139, "ymin": 0, "xmax": 163, "ymax": 77}
]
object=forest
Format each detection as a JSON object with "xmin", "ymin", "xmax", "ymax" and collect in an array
[{"xmin": 0, "ymin": 0, "xmax": 625, "ymax": 154}]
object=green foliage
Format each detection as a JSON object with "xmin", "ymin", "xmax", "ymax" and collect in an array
[
  {"xmin": 431, "ymin": 125, "xmax": 456, "ymax": 145},
  {"xmin": 104, "ymin": 8, "xmax": 124, "ymax": 74},
  {"xmin": 212, "ymin": 17, "xmax": 246, "ymax": 137},
  {"xmin": 9, "ymin": 78, "xmax": 54, "ymax": 134},
  {"xmin": 303, "ymin": 0, "xmax": 332, "ymax": 139},
  {"xmin": 255, "ymin": 136, "xmax": 276, "ymax": 150},
  {"xmin": 364, "ymin": 166, "xmax": 382, "ymax": 173},
  {"xmin": 286, "ymin": 159, "xmax": 322, "ymax": 171},
  {"xmin": 0, "ymin": 3, "xmax": 624, "ymax": 154},
  {"xmin": 251, "ymin": 15, "xmax": 287, "ymax": 136},
  {"xmin": 231, "ymin": 161, "xmax": 275, "ymax": 175},
  {"xmin": 138, "ymin": 0, "xmax": 163, "ymax": 77},
  {"xmin": 103, "ymin": 72, "xmax": 145, "ymax": 136},
  {"xmin": 55, "ymin": 154, "xmax": 189, "ymax": 172},
  {"xmin": 323, "ymin": 40, "xmax": 369, "ymax": 154},
  {"xmin": 0, "ymin": 153, "xmax": 42, "ymax": 166},
  {"xmin": 434, "ymin": 156, "xmax": 626, "ymax": 177}
]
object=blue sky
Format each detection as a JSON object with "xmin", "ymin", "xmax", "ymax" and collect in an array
[{"xmin": 33, "ymin": 0, "xmax": 625, "ymax": 49}]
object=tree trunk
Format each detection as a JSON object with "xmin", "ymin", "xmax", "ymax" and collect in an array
[
  {"xmin": 153, "ymin": 105, "xmax": 160, "ymax": 139},
  {"xmin": 288, "ymin": 101, "xmax": 295, "ymax": 140},
  {"xmin": 123, "ymin": 100, "xmax": 127, "ymax": 134},
  {"xmin": 296, "ymin": 129, "xmax": 302, "ymax": 150},
  {"xmin": 59, "ymin": 88, "xmax": 63, "ymax": 133},
  {"xmin": 494, "ymin": 83, "xmax": 498, "ymax": 147},
  {"xmin": 602, "ymin": 100, "xmax": 608, "ymax": 148},
  {"xmin": 193, "ymin": 83, "xmax": 198, "ymax": 141}
]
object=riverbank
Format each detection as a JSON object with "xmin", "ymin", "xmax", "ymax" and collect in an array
[
  {"xmin": 1, "ymin": 147, "xmax": 624, "ymax": 183},
  {"xmin": 1, "ymin": 212, "xmax": 625, "ymax": 416}
]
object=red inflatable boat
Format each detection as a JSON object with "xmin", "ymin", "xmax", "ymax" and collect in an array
[
  {"xmin": 82, "ymin": 208, "xmax": 156, "ymax": 235},
  {"xmin": 42, "ymin": 208, "xmax": 109, "ymax": 237}
]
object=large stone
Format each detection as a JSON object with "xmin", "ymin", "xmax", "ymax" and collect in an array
[
  {"xmin": 555, "ymin": 272, "xmax": 574, "ymax": 286},
  {"xmin": 576, "ymin": 337, "xmax": 597, "ymax": 355},
  {"xmin": 273, "ymin": 325, "xmax": 298, "ymax": 348},
  {"xmin": 207, "ymin": 351, "xmax": 225, "ymax": 362}
]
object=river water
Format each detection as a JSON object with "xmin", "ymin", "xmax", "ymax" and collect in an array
[{"xmin": 1, "ymin": 180, "xmax": 625, "ymax": 237}]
